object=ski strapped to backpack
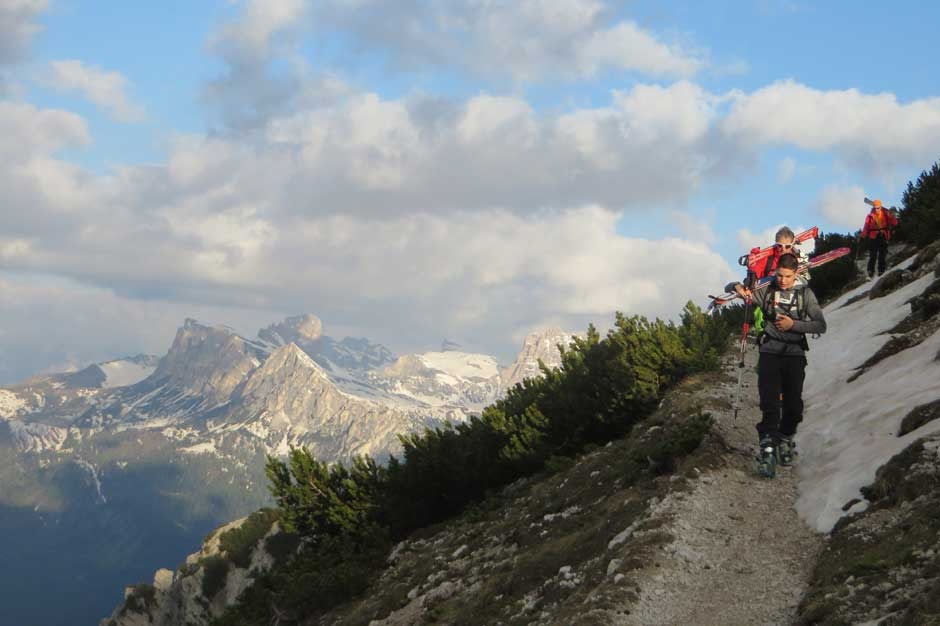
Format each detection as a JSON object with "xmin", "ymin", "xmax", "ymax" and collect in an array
[
  {"xmin": 707, "ymin": 247, "xmax": 851, "ymax": 311},
  {"xmin": 738, "ymin": 226, "xmax": 819, "ymax": 272}
]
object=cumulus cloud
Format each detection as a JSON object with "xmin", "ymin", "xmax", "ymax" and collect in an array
[
  {"xmin": 814, "ymin": 184, "xmax": 868, "ymax": 229},
  {"xmin": 204, "ymin": 0, "xmax": 310, "ymax": 127},
  {"xmin": 723, "ymin": 80, "xmax": 940, "ymax": 177},
  {"xmin": 208, "ymin": 0, "xmax": 703, "ymax": 101},
  {"xmin": 42, "ymin": 60, "xmax": 146, "ymax": 122},
  {"xmin": 671, "ymin": 210, "xmax": 718, "ymax": 245}
]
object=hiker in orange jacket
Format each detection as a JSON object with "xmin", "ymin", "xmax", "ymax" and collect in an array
[{"xmin": 861, "ymin": 199, "xmax": 899, "ymax": 278}]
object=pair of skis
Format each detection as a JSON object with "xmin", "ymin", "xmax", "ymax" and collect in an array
[
  {"xmin": 708, "ymin": 247, "xmax": 851, "ymax": 310},
  {"xmin": 739, "ymin": 226, "xmax": 818, "ymax": 269}
]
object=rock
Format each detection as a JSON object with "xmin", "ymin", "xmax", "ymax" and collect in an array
[
  {"xmin": 870, "ymin": 269, "xmax": 910, "ymax": 300},
  {"xmin": 153, "ymin": 569, "xmax": 174, "ymax": 592},
  {"xmin": 607, "ymin": 559, "xmax": 623, "ymax": 576}
]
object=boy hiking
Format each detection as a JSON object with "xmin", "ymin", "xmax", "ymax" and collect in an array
[{"xmin": 727, "ymin": 253, "xmax": 827, "ymax": 478}]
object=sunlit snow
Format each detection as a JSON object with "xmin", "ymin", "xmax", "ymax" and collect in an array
[
  {"xmin": 0, "ymin": 389, "xmax": 26, "ymax": 419},
  {"xmin": 99, "ymin": 359, "xmax": 157, "ymax": 388},
  {"xmin": 797, "ymin": 255, "xmax": 940, "ymax": 532}
]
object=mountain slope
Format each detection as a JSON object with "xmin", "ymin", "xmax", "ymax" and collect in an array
[{"xmin": 102, "ymin": 245, "xmax": 940, "ymax": 626}]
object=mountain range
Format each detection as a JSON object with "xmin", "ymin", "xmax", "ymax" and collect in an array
[{"xmin": 0, "ymin": 314, "xmax": 573, "ymax": 626}]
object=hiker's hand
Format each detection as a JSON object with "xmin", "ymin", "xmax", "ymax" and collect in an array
[
  {"xmin": 734, "ymin": 284, "xmax": 752, "ymax": 299},
  {"xmin": 775, "ymin": 314, "xmax": 794, "ymax": 331}
]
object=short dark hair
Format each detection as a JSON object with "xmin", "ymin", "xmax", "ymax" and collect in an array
[{"xmin": 777, "ymin": 253, "xmax": 799, "ymax": 271}]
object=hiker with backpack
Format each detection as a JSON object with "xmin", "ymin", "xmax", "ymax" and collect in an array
[
  {"xmin": 743, "ymin": 226, "xmax": 803, "ymax": 284},
  {"xmin": 726, "ymin": 253, "xmax": 827, "ymax": 478},
  {"xmin": 861, "ymin": 199, "xmax": 899, "ymax": 278}
]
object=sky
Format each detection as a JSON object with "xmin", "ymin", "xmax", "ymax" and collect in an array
[{"xmin": 1, "ymin": 0, "xmax": 939, "ymax": 384}]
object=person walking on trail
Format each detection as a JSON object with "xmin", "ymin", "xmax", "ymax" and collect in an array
[
  {"xmin": 861, "ymin": 199, "xmax": 899, "ymax": 278},
  {"xmin": 745, "ymin": 226, "xmax": 802, "ymax": 283},
  {"xmin": 726, "ymin": 253, "xmax": 827, "ymax": 478}
]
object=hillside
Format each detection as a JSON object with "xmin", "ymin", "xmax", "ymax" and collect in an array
[{"xmin": 102, "ymin": 242, "xmax": 940, "ymax": 626}]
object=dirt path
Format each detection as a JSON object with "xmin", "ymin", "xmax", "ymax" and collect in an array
[{"xmin": 620, "ymin": 349, "xmax": 824, "ymax": 626}]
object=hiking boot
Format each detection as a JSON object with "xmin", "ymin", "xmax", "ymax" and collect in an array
[
  {"xmin": 777, "ymin": 437, "xmax": 796, "ymax": 467},
  {"xmin": 756, "ymin": 439, "xmax": 776, "ymax": 479}
]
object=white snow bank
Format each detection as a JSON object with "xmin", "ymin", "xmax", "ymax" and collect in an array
[
  {"xmin": 99, "ymin": 359, "xmax": 157, "ymax": 388},
  {"xmin": 418, "ymin": 351, "xmax": 500, "ymax": 380},
  {"xmin": 796, "ymin": 262, "xmax": 940, "ymax": 533}
]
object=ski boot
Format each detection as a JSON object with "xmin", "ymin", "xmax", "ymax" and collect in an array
[
  {"xmin": 756, "ymin": 438, "xmax": 777, "ymax": 478},
  {"xmin": 777, "ymin": 436, "xmax": 796, "ymax": 467}
]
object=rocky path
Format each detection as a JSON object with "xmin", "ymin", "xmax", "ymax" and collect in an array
[{"xmin": 620, "ymin": 349, "xmax": 824, "ymax": 626}]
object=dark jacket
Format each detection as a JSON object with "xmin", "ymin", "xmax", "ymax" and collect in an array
[{"xmin": 724, "ymin": 279, "xmax": 827, "ymax": 356}]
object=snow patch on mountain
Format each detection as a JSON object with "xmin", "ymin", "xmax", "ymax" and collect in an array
[
  {"xmin": 75, "ymin": 458, "xmax": 107, "ymax": 503},
  {"xmin": 0, "ymin": 389, "xmax": 26, "ymax": 419},
  {"xmin": 99, "ymin": 358, "xmax": 159, "ymax": 389},
  {"xmin": 797, "ymin": 256, "xmax": 940, "ymax": 533},
  {"xmin": 8, "ymin": 420, "xmax": 68, "ymax": 453},
  {"xmin": 419, "ymin": 351, "xmax": 500, "ymax": 380},
  {"xmin": 180, "ymin": 441, "xmax": 219, "ymax": 456}
]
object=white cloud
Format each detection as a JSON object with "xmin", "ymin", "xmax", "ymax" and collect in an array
[
  {"xmin": 0, "ymin": 0, "xmax": 47, "ymax": 65},
  {"xmin": 42, "ymin": 60, "xmax": 145, "ymax": 122},
  {"xmin": 723, "ymin": 80, "xmax": 940, "ymax": 177},
  {"xmin": 814, "ymin": 184, "xmax": 868, "ymax": 229},
  {"xmin": 9, "ymin": 75, "xmax": 940, "ymax": 381},
  {"xmin": 671, "ymin": 210, "xmax": 718, "ymax": 245},
  {"xmin": 209, "ymin": 0, "xmax": 307, "ymax": 64},
  {"xmin": 212, "ymin": 0, "xmax": 704, "ymax": 88}
]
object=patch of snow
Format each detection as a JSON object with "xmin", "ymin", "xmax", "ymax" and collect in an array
[
  {"xmin": 180, "ymin": 441, "xmax": 218, "ymax": 456},
  {"xmin": 99, "ymin": 359, "xmax": 157, "ymax": 388},
  {"xmin": 0, "ymin": 389, "xmax": 26, "ymax": 419},
  {"xmin": 8, "ymin": 420, "xmax": 68, "ymax": 453},
  {"xmin": 797, "ymin": 262, "xmax": 940, "ymax": 533},
  {"xmin": 74, "ymin": 458, "xmax": 107, "ymax": 503},
  {"xmin": 418, "ymin": 351, "xmax": 500, "ymax": 380}
]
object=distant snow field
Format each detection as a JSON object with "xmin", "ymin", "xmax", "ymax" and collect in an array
[
  {"xmin": 797, "ymin": 255, "xmax": 940, "ymax": 533},
  {"xmin": 99, "ymin": 360, "xmax": 157, "ymax": 388},
  {"xmin": 418, "ymin": 351, "xmax": 500, "ymax": 380}
]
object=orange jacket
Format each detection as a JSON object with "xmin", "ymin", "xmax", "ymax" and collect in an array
[{"xmin": 862, "ymin": 208, "xmax": 899, "ymax": 240}]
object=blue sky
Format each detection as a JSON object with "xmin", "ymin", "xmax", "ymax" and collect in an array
[{"xmin": 2, "ymin": 0, "xmax": 939, "ymax": 382}]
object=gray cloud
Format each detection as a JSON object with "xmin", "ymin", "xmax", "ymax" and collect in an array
[
  {"xmin": 304, "ymin": 0, "xmax": 705, "ymax": 81},
  {"xmin": 0, "ymin": 0, "xmax": 47, "ymax": 65},
  {"xmin": 201, "ymin": 0, "xmax": 706, "ymax": 128}
]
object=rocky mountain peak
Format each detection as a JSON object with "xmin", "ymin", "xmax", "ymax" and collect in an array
[
  {"xmin": 258, "ymin": 314, "xmax": 323, "ymax": 347},
  {"xmin": 500, "ymin": 327, "xmax": 575, "ymax": 390},
  {"xmin": 151, "ymin": 319, "xmax": 266, "ymax": 405}
]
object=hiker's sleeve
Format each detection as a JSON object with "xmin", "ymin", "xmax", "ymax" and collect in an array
[{"xmin": 791, "ymin": 289, "xmax": 827, "ymax": 335}]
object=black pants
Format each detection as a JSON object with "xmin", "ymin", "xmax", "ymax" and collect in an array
[
  {"xmin": 867, "ymin": 233, "xmax": 888, "ymax": 276},
  {"xmin": 757, "ymin": 352, "xmax": 807, "ymax": 442}
]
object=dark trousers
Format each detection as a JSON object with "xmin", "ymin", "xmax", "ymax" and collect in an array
[
  {"xmin": 756, "ymin": 352, "xmax": 807, "ymax": 442},
  {"xmin": 867, "ymin": 233, "xmax": 888, "ymax": 276}
]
